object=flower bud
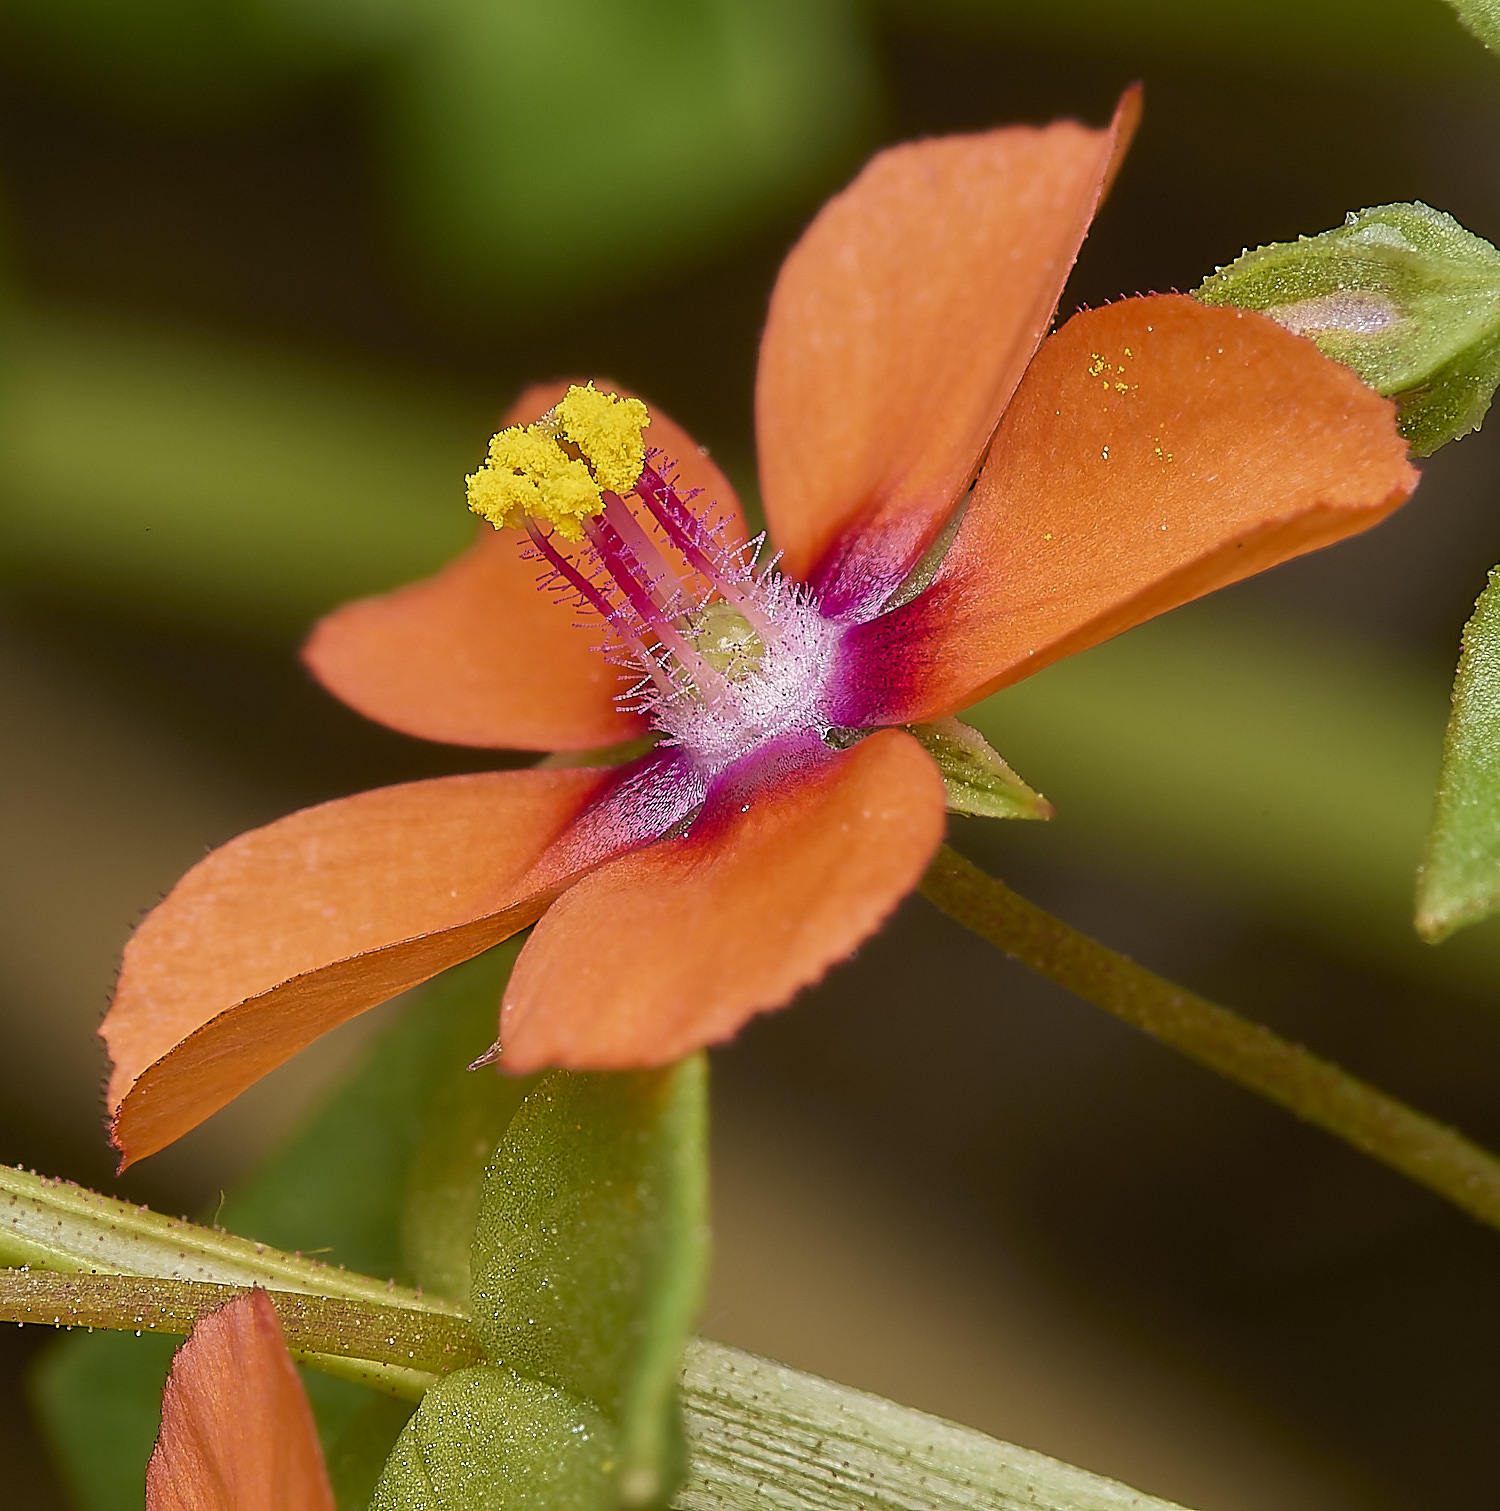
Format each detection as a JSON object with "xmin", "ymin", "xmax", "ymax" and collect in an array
[{"xmin": 1196, "ymin": 202, "xmax": 1500, "ymax": 455}]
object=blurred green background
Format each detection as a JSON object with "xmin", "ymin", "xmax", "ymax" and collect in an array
[{"xmin": 5, "ymin": 0, "xmax": 1500, "ymax": 1506}]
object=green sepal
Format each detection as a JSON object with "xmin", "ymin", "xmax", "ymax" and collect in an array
[
  {"xmin": 469, "ymin": 1059, "xmax": 710, "ymax": 1510},
  {"xmin": 1444, "ymin": 0, "xmax": 1500, "ymax": 52},
  {"xmin": 1417, "ymin": 566, "xmax": 1500, "ymax": 941},
  {"xmin": 370, "ymin": 1366, "xmax": 616, "ymax": 1511},
  {"xmin": 1196, "ymin": 201, "xmax": 1500, "ymax": 455},
  {"xmin": 907, "ymin": 717, "xmax": 1054, "ymax": 820}
]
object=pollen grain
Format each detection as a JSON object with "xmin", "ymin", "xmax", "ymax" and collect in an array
[{"xmin": 465, "ymin": 383, "xmax": 652, "ymax": 541}]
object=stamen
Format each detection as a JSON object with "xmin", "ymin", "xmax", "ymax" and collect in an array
[
  {"xmin": 468, "ymin": 427, "xmax": 599, "ymax": 540},
  {"xmin": 553, "ymin": 383, "xmax": 650, "ymax": 493},
  {"xmin": 583, "ymin": 514, "xmax": 725, "ymax": 698},
  {"xmin": 635, "ymin": 462, "xmax": 770, "ymax": 633},
  {"xmin": 596, "ymin": 496, "xmax": 759, "ymax": 693},
  {"xmin": 600, "ymin": 493, "xmax": 680, "ymax": 614},
  {"xmin": 464, "ymin": 385, "xmax": 839, "ymax": 741},
  {"xmin": 466, "ymin": 383, "xmax": 651, "ymax": 541},
  {"xmin": 523, "ymin": 521, "xmax": 673, "ymax": 700}
]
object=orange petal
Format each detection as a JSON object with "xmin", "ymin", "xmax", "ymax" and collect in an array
[
  {"xmin": 103, "ymin": 768, "xmax": 614, "ymax": 1166},
  {"xmin": 146, "ymin": 1290, "xmax": 334, "ymax": 1511},
  {"xmin": 756, "ymin": 90, "xmax": 1139, "ymax": 607},
  {"xmin": 304, "ymin": 381, "xmax": 745, "ymax": 751},
  {"xmin": 496, "ymin": 729, "xmax": 947, "ymax": 1072},
  {"xmin": 838, "ymin": 295, "xmax": 1420, "ymax": 726}
]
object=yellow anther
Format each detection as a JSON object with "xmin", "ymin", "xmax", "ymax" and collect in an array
[
  {"xmin": 466, "ymin": 425, "xmax": 600, "ymax": 541},
  {"xmin": 465, "ymin": 383, "xmax": 651, "ymax": 542},
  {"xmin": 554, "ymin": 382, "xmax": 650, "ymax": 494}
]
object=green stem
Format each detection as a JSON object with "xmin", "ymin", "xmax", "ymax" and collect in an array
[
  {"xmin": 0, "ymin": 1271, "xmax": 481, "ymax": 1377},
  {"xmin": 0, "ymin": 1164, "xmax": 464, "ymax": 1397},
  {"xmin": 0, "ymin": 1166, "xmax": 460, "ymax": 1319},
  {"xmin": 921, "ymin": 843, "xmax": 1500, "ymax": 1230}
]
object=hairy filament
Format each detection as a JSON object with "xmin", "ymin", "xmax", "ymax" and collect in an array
[
  {"xmin": 524, "ymin": 522, "xmax": 675, "ymax": 700},
  {"xmin": 584, "ymin": 515, "xmax": 725, "ymax": 699},
  {"xmin": 600, "ymin": 493, "xmax": 683, "ymax": 614},
  {"xmin": 636, "ymin": 461, "xmax": 769, "ymax": 632}
]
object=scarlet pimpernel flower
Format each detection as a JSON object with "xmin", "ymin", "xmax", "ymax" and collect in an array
[{"xmin": 100, "ymin": 90, "xmax": 1417, "ymax": 1166}]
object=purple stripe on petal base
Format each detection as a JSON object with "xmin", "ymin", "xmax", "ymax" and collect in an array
[{"xmin": 529, "ymin": 744, "xmax": 708, "ymax": 890}]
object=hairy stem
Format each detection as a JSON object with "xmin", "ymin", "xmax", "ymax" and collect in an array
[
  {"xmin": 921, "ymin": 843, "xmax": 1500, "ymax": 1230},
  {"xmin": 0, "ymin": 1164, "xmax": 463, "ymax": 1397},
  {"xmin": 0, "ymin": 1271, "xmax": 481, "ymax": 1379}
]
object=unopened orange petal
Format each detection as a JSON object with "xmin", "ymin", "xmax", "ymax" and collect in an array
[
  {"xmin": 304, "ymin": 381, "xmax": 745, "ymax": 751},
  {"xmin": 496, "ymin": 730, "xmax": 946, "ymax": 1072},
  {"xmin": 839, "ymin": 295, "xmax": 1420, "ymax": 726},
  {"xmin": 103, "ymin": 769, "xmax": 612, "ymax": 1166},
  {"xmin": 756, "ymin": 91, "xmax": 1139, "ymax": 605},
  {"xmin": 146, "ymin": 1290, "xmax": 333, "ymax": 1511}
]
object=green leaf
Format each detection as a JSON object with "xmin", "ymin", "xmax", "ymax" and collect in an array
[
  {"xmin": 1196, "ymin": 202, "xmax": 1500, "ymax": 454},
  {"xmin": 371, "ymin": 1366, "xmax": 616, "ymax": 1511},
  {"xmin": 907, "ymin": 716, "xmax": 1054, "ymax": 820},
  {"xmin": 399, "ymin": 1055, "xmax": 539, "ymax": 1303},
  {"xmin": 678, "ymin": 1338, "xmax": 1189, "ymax": 1511},
  {"xmin": 0, "ymin": 1164, "xmax": 456, "ymax": 1348},
  {"xmin": 1417, "ymin": 567, "xmax": 1500, "ymax": 941},
  {"xmin": 1443, "ymin": 0, "xmax": 1500, "ymax": 51},
  {"xmin": 470, "ymin": 1059, "xmax": 710, "ymax": 1509},
  {"xmin": 19, "ymin": 1182, "xmax": 1189, "ymax": 1511}
]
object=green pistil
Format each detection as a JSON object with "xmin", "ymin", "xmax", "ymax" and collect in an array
[{"xmin": 681, "ymin": 601, "xmax": 764, "ymax": 681}]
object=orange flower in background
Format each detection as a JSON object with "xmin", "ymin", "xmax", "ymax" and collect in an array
[
  {"xmin": 146, "ymin": 1290, "xmax": 333, "ymax": 1511},
  {"xmin": 100, "ymin": 89, "xmax": 1417, "ymax": 1167}
]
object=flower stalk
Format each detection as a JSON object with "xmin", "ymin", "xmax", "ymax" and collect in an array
[
  {"xmin": 0, "ymin": 1271, "xmax": 480, "ymax": 1377},
  {"xmin": 922, "ymin": 843, "xmax": 1500, "ymax": 1230}
]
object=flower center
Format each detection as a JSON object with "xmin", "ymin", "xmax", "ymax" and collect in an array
[
  {"xmin": 466, "ymin": 385, "xmax": 842, "ymax": 773},
  {"xmin": 682, "ymin": 600, "xmax": 765, "ymax": 681}
]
